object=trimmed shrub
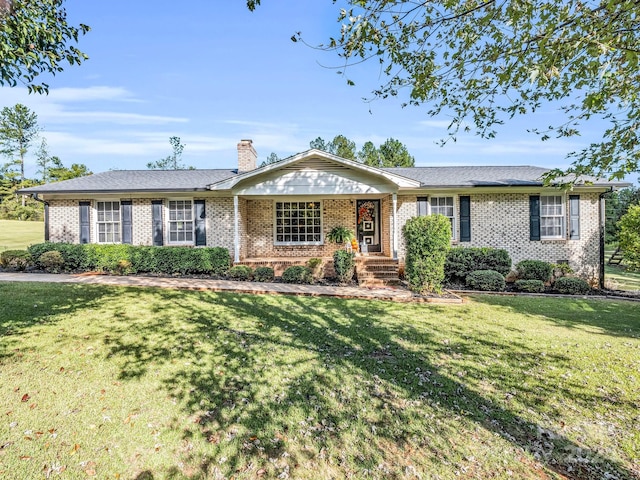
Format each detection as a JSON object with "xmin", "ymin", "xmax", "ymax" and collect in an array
[
  {"xmin": 26, "ymin": 243, "xmax": 231, "ymax": 276},
  {"xmin": 281, "ymin": 265, "xmax": 313, "ymax": 284},
  {"xmin": 38, "ymin": 250, "xmax": 65, "ymax": 273},
  {"xmin": 254, "ymin": 266, "xmax": 275, "ymax": 282},
  {"xmin": 554, "ymin": 277, "xmax": 591, "ymax": 295},
  {"xmin": 445, "ymin": 247, "xmax": 512, "ymax": 284},
  {"xmin": 0, "ymin": 250, "xmax": 33, "ymax": 271},
  {"xmin": 466, "ymin": 270, "xmax": 506, "ymax": 291},
  {"xmin": 333, "ymin": 250, "xmax": 356, "ymax": 284},
  {"xmin": 228, "ymin": 265, "xmax": 253, "ymax": 281},
  {"xmin": 28, "ymin": 242, "xmax": 85, "ymax": 271},
  {"xmin": 403, "ymin": 215, "xmax": 451, "ymax": 294},
  {"xmin": 516, "ymin": 260, "xmax": 553, "ymax": 282},
  {"xmin": 514, "ymin": 279, "xmax": 546, "ymax": 293},
  {"xmin": 306, "ymin": 258, "xmax": 324, "ymax": 280}
]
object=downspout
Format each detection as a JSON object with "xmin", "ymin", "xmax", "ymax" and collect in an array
[
  {"xmin": 30, "ymin": 194, "xmax": 50, "ymax": 241},
  {"xmin": 598, "ymin": 189, "xmax": 612, "ymax": 290}
]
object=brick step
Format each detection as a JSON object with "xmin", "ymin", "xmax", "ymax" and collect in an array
[
  {"xmin": 356, "ymin": 271, "xmax": 400, "ymax": 279},
  {"xmin": 360, "ymin": 265, "xmax": 399, "ymax": 271},
  {"xmin": 356, "ymin": 259, "xmax": 399, "ymax": 265},
  {"xmin": 355, "ymin": 257, "xmax": 399, "ymax": 287},
  {"xmin": 358, "ymin": 279, "xmax": 402, "ymax": 287}
]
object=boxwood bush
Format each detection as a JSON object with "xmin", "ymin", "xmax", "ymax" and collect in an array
[
  {"xmin": 282, "ymin": 265, "xmax": 313, "ymax": 284},
  {"xmin": 554, "ymin": 277, "xmax": 591, "ymax": 295},
  {"xmin": 466, "ymin": 270, "xmax": 506, "ymax": 291},
  {"xmin": 516, "ymin": 260, "xmax": 553, "ymax": 282},
  {"xmin": 0, "ymin": 250, "xmax": 33, "ymax": 271},
  {"xmin": 333, "ymin": 250, "xmax": 355, "ymax": 284},
  {"xmin": 254, "ymin": 266, "xmax": 275, "ymax": 282},
  {"xmin": 27, "ymin": 242, "xmax": 230, "ymax": 276},
  {"xmin": 445, "ymin": 247, "xmax": 511, "ymax": 284},
  {"xmin": 514, "ymin": 279, "xmax": 546, "ymax": 293},
  {"xmin": 38, "ymin": 250, "xmax": 65, "ymax": 273},
  {"xmin": 228, "ymin": 265, "xmax": 253, "ymax": 281},
  {"xmin": 403, "ymin": 215, "xmax": 451, "ymax": 294}
]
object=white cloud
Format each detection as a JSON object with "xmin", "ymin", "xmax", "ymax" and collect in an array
[
  {"xmin": 47, "ymin": 86, "xmax": 139, "ymax": 103},
  {"xmin": 0, "ymin": 86, "xmax": 187, "ymax": 126},
  {"xmin": 417, "ymin": 119, "xmax": 456, "ymax": 129}
]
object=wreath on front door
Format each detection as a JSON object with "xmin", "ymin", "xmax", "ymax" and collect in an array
[{"xmin": 357, "ymin": 201, "xmax": 376, "ymax": 226}]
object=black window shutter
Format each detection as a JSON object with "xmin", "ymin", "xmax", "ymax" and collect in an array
[
  {"xmin": 79, "ymin": 202, "xmax": 90, "ymax": 244},
  {"xmin": 44, "ymin": 203, "xmax": 50, "ymax": 242},
  {"xmin": 460, "ymin": 195, "xmax": 471, "ymax": 242},
  {"xmin": 529, "ymin": 195, "xmax": 541, "ymax": 241},
  {"xmin": 151, "ymin": 200, "xmax": 163, "ymax": 246},
  {"xmin": 417, "ymin": 196, "xmax": 428, "ymax": 216},
  {"xmin": 569, "ymin": 195, "xmax": 580, "ymax": 240},
  {"xmin": 194, "ymin": 200, "xmax": 206, "ymax": 246},
  {"xmin": 121, "ymin": 200, "xmax": 133, "ymax": 244}
]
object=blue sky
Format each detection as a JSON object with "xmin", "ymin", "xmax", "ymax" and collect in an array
[{"xmin": 0, "ymin": 0, "xmax": 620, "ymax": 180}]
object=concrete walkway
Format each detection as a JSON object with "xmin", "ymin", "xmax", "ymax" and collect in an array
[{"xmin": 0, "ymin": 271, "xmax": 431, "ymax": 302}]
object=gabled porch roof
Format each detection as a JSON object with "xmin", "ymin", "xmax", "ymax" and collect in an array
[{"xmin": 207, "ymin": 149, "xmax": 421, "ymax": 195}]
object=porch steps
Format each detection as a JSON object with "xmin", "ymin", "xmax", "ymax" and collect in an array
[
  {"xmin": 608, "ymin": 247, "xmax": 624, "ymax": 266},
  {"xmin": 355, "ymin": 257, "xmax": 400, "ymax": 287}
]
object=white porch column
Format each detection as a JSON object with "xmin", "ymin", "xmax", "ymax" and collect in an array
[
  {"xmin": 233, "ymin": 195, "xmax": 240, "ymax": 263},
  {"xmin": 392, "ymin": 193, "xmax": 398, "ymax": 260}
]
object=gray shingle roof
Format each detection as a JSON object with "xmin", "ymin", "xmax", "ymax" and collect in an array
[
  {"xmin": 19, "ymin": 164, "xmax": 621, "ymax": 195},
  {"xmin": 19, "ymin": 169, "xmax": 238, "ymax": 194},
  {"xmin": 383, "ymin": 166, "xmax": 615, "ymax": 187}
]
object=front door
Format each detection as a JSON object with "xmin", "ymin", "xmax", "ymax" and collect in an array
[{"xmin": 356, "ymin": 199, "xmax": 381, "ymax": 253}]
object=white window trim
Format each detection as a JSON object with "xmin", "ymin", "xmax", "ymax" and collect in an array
[
  {"xmin": 540, "ymin": 194, "xmax": 565, "ymax": 240},
  {"xmin": 94, "ymin": 199, "xmax": 122, "ymax": 244},
  {"xmin": 166, "ymin": 198, "xmax": 195, "ymax": 245},
  {"xmin": 429, "ymin": 196, "xmax": 457, "ymax": 240},
  {"xmin": 273, "ymin": 199, "xmax": 324, "ymax": 246}
]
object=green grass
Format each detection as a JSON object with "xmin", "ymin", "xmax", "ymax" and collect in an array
[
  {"xmin": 0, "ymin": 220, "xmax": 44, "ymax": 252},
  {"xmin": 605, "ymin": 246, "xmax": 640, "ymax": 291},
  {"xmin": 1, "ymin": 283, "xmax": 639, "ymax": 479},
  {"xmin": 605, "ymin": 264, "xmax": 640, "ymax": 291}
]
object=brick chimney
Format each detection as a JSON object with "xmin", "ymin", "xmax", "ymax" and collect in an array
[{"xmin": 237, "ymin": 139, "xmax": 257, "ymax": 172}]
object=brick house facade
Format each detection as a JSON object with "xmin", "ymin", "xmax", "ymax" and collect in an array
[{"xmin": 21, "ymin": 140, "xmax": 625, "ymax": 284}]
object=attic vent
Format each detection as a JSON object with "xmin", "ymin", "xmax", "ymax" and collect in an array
[{"xmin": 282, "ymin": 158, "xmax": 351, "ymax": 173}]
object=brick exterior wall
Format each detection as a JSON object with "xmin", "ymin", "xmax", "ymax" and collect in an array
[
  {"xmin": 381, "ymin": 195, "xmax": 391, "ymax": 256},
  {"xmin": 243, "ymin": 198, "xmax": 356, "ymax": 259},
  {"xmin": 394, "ymin": 193, "xmax": 601, "ymax": 281},
  {"xmin": 46, "ymin": 192, "xmax": 603, "ymax": 281},
  {"xmin": 131, "ymin": 198, "xmax": 153, "ymax": 245},
  {"xmin": 48, "ymin": 199, "xmax": 86, "ymax": 243},
  {"xmin": 463, "ymin": 192, "xmax": 601, "ymax": 280},
  {"xmin": 395, "ymin": 195, "xmax": 418, "ymax": 260},
  {"xmin": 205, "ymin": 197, "xmax": 235, "ymax": 252}
]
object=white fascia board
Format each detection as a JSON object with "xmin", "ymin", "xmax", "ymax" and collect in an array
[{"xmin": 207, "ymin": 149, "xmax": 420, "ymax": 191}]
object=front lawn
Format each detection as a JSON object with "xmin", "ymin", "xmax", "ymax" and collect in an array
[
  {"xmin": 0, "ymin": 283, "xmax": 638, "ymax": 479},
  {"xmin": 0, "ymin": 220, "xmax": 44, "ymax": 252}
]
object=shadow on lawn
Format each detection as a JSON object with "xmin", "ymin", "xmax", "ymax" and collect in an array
[
  {"xmin": 0, "ymin": 282, "xmax": 116, "ymax": 360},
  {"xmin": 102, "ymin": 289, "xmax": 637, "ymax": 479},
  {"xmin": 472, "ymin": 294, "xmax": 640, "ymax": 339}
]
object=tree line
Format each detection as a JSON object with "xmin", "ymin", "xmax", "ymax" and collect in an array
[
  {"xmin": 262, "ymin": 135, "xmax": 415, "ymax": 168},
  {"xmin": 0, "ymin": 103, "xmax": 92, "ymax": 220}
]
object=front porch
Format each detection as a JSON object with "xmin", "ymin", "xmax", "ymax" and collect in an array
[
  {"xmin": 233, "ymin": 195, "xmax": 401, "ymax": 263},
  {"xmin": 235, "ymin": 255, "xmax": 401, "ymax": 287}
]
